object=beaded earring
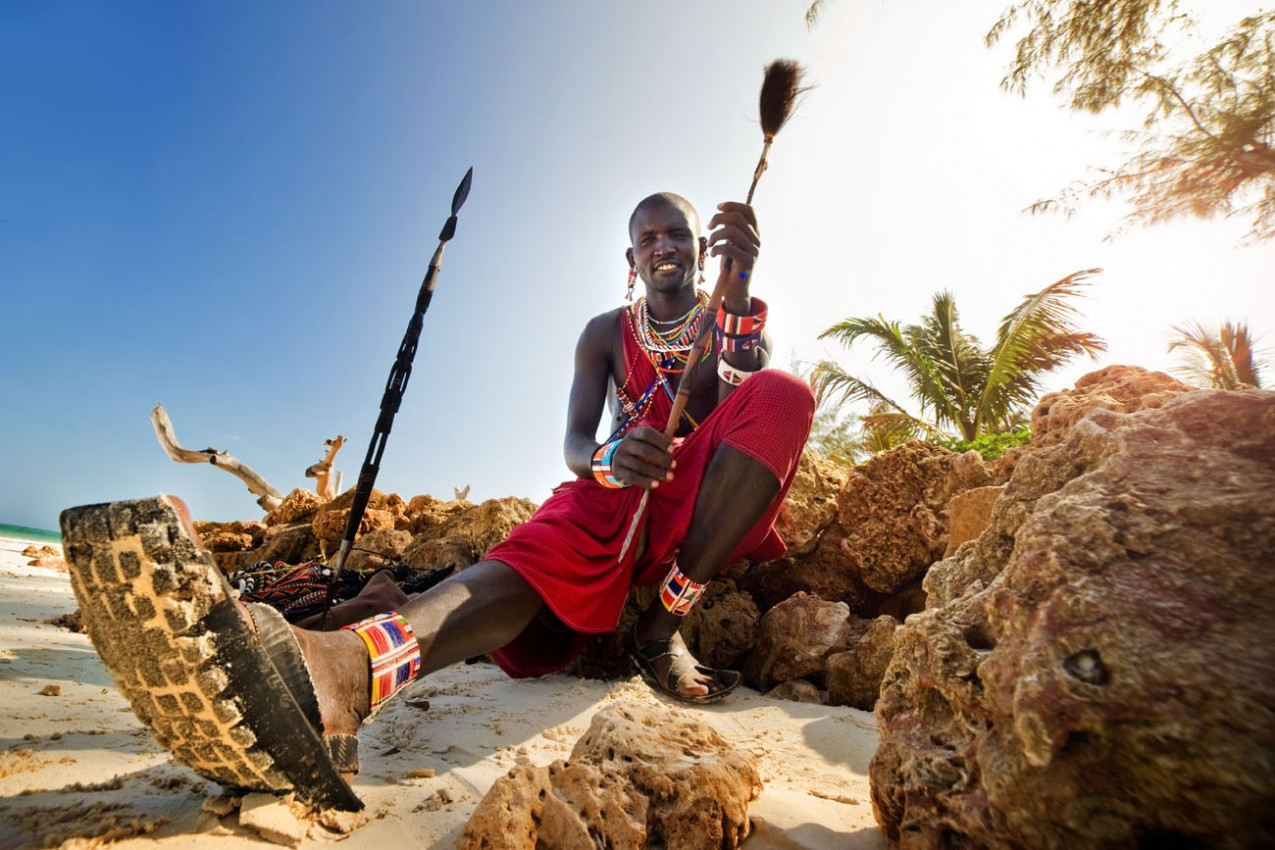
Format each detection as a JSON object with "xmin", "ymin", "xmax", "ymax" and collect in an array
[
  {"xmin": 698, "ymin": 256, "xmax": 706, "ymax": 285},
  {"xmin": 625, "ymin": 267, "xmax": 637, "ymax": 302}
]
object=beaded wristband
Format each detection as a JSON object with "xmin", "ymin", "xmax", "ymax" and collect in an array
[
  {"xmin": 591, "ymin": 439, "xmax": 626, "ymax": 488},
  {"xmin": 717, "ymin": 358, "xmax": 760, "ymax": 386},
  {"xmin": 716, "ymin": 297, "xmax": 768, "ymax": 353}
]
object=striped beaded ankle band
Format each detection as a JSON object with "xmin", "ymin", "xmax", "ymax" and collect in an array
[{"xmin": 342, "ymin": 612, "xmax": 422, "ymax": 719}]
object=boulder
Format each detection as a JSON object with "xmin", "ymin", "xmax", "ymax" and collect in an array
[
  {"xmin": 739, "ymin": 524, "xmax": 880, "ymax": 616},
  {"xmin": 837, "ymin": 441, "xmax": 992, "ymax": 594},
  {"xmin": 744, "ymin": 592, "xmax": 860, "ymax": 691},
  {"xmin": 763, "ymin": 679, "xmax": 824, "ymax": 704},
  {"xmin": 677, "ymin": 578, "xmax": 760, "ymax": 669},
  {"xmin": 22, "ymin": 544, "xmax": 66, "ymax": 571},
  {"xmin": 256, "ymin": 521, "xmax": 318, "ymax": 566},
  {"xmin": 871, "ymin": 389, "xmax": 1275, "ymax": 848},
  {"xmin": 458, "ymin": 700, "xmax": 761, "ymax": 850},
  {"xmin": 826, "ymin": 615, "xmax": 898, "ymax": 710}
]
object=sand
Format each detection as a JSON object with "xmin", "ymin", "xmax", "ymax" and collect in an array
[{"xmin": 0, "ymin": 535, "xmax": 884, "ymax": 849}]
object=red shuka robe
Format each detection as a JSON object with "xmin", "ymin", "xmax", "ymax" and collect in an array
[{"xmin": 487, "ymin": 305, "xmax": 814, "ymax": 677}]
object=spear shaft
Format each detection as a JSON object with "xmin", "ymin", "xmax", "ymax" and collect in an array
[{"xmin": 328, "ymin": 168, "xmax": 473, "ymax": 586}]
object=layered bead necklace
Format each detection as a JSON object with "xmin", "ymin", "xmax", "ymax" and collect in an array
[
  {"xmin": 633, "ymin": 290, "xmax": 710, "ymax": 371},
  {"xmin": 609, "ymin": 290, "xmax": 711, "ymax": 441}
]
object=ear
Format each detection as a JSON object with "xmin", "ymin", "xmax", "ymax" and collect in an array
[
  {"xmin": 625, "ymin": 247, "xmax": 635, "ymax": 268},
  {"xmin": 698, "ymin": 236, "xmax": 708, "ymax": 265}
]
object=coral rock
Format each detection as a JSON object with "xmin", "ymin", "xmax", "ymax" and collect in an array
[
  {"xmin": 944, "ymin": 484, "xmax": 1004, "ymax": 557},
  {"xmin": 837, "ymin": 441, "xmax": 992, "ymax": 594},
  {"xmin": 745, "ymin": 592, "xmax": 860, "ymax": 691},
  {"xmin": 1030, "ymin": 364, "xmax": 1190, "ymax": 448},
  {"xmin": 872, "ymin": 389, "xmax": 1275, "ymax": 848},
  {"xmin": 459, "ymin": 701, "xmax": 761, "ymax": 850},
  {"xmin": 311, "ymin": 507, "xmax": 395, "ymax": 552},
  {"xmin": 763, "ymin": 679, "xmax": 825, "ymax": 704},
  {"xmin": 402, "ymin": 497, "xmax": 535, "ymax": 572},
  {"xmin": 772, "ymin": 449, "xmax": 851, "ymax": 556},
  {"xmin": 343, "ymin": 528, "xmax": 412, "ymax": 572},
  {"xmin": 263, "ymin": 488, "xmax": 326, "ymax": 526},
  {"xmin": 826, "ymin": 615, "xmax": 898, "ymax": 710}
]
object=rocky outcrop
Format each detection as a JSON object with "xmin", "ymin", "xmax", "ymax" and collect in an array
[
  {"xmin": 771, "ymin": 450, "xmax": 850, "ymax": 556},
  {"xmin": 871, "ymin": 388, "xmax": 1275, "ymax": 848},
  {"xmin": 1030, "ymin": 364, "xmax": 1190, "ymax": 447},
  {"xmin": 458, "ymin": 700, "xmax": 761, "ymax": 849},
  {"xmin": 400, "ymin": 496, "xmax": 535, "ymax": 572},
  {"xmin": 838, "ymin": 441, "xmax": 991, "ymax": 595}
]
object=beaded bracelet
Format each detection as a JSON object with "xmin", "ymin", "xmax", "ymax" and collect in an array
[
  {"xmin": 717, "ymin": 358, "xmax": 760, "ymax": 386},
  {"xmin": 716, "ymin": 297, "xmax": 768, "ymax": 353},
  {"xmin": 591, "ymin": 439, "xmax": 626, "ymax": 488}
]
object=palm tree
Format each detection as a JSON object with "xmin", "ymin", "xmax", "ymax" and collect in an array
[
  {"xmin": 1168, "ymin": 320, "xmax": 1265, "ymax": 389},
  {"xmin": 810, "ymin": 269, "xmax": 1107, "ymax": 442}
]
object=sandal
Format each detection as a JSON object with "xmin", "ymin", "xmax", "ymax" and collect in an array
[{"xmin": 628, "ymin": 627, "xmax": 741, "ymax": 705}]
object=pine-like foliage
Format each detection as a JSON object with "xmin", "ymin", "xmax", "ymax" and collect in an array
[
  {"xmin": 809, "ymin": 270, "xmax": 1107, "ymax": 442},
  {"xmin": 988, "ymin": 2, "xmax": 1275, "ymax": 241}
]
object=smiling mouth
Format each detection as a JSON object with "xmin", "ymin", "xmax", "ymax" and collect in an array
[{"xmin": 654, "ymin": 262, "xmax": 680, "ymax": 273}]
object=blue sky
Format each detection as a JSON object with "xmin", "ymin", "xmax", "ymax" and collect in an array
[{"xmin": 3, "ymin": 1, "xmax": 1271, "ymax": 531}]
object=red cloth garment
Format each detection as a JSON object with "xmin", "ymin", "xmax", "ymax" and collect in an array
[{"xmin": 487, "ymin": 309, "xmax": 814, "ymax": 677}]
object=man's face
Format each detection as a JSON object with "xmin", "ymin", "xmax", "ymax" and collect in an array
[{"xmin": 626, "ymin": 200, "xmax": 704, "ymax": 296}]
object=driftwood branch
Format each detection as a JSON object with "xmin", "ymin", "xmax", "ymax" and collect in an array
[
  {"xmin": 305, "ymin": 436, "xmax": 346, "ymax": 502},
  {"xmin": 150, "ymin": 403, "xmax": 285, "ymax": 512}
]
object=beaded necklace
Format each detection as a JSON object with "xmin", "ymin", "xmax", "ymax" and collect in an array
[
  {"xmin": 609, "ymin": 291, "xmax": 711, "ymax": 441},
  {"xmin": 632, "ymin": 291, "xmax": 709, "ymax": 371}
]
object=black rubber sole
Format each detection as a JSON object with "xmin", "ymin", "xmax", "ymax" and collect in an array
[{"xmin": 59, "ymin": 496, "xmax": 363, "ymax": 810}]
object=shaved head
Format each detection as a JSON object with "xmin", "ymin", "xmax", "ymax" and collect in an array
[{"xmin": 628, "ymin": 192, "xmax": 700, "ymax": 244}]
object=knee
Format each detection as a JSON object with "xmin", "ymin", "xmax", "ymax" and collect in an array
[{"xmin": 746, "ymin": 370, "xmax": 816, "ymax": 424}]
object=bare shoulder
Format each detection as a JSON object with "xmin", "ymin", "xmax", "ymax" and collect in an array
[{"xmin": 577, "ymin": 306, "xmax": 625, "ymax": 353}]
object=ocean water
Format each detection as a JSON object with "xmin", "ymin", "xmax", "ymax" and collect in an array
[{"xmin": 0, "ymin": 522, "xmax": 62, "ymax": 544}]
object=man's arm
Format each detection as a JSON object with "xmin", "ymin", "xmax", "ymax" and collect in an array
[
  {"xmin": 707, "ymin": 201, "xmax": 768, "ymax": 402},
  {"xmin": 563, "ymin": 312, "xmax": 617, "ymax": 479},
  {"xmin": 564, "ymin": 310, "xmax": 675, "ymax": 489}
]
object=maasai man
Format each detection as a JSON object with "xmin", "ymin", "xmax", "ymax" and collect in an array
[{"xmin": 59, "ymin": 192, "xmax": 814, "ymax": 807}]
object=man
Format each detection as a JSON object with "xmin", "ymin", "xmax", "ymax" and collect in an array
[{"xmin": 60, "ymin": 192, "xmax": 814, "ymax": 809}]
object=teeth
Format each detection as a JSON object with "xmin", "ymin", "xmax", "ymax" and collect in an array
[{"xmin": 656, "ymin": 263, "xmax": 676, "ymax": 271}]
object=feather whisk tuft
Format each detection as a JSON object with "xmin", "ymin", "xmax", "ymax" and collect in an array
[{"xmin": 758, "ymin": 59, "xmax": 807, "ymax": 140}]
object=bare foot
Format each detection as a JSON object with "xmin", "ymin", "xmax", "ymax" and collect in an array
[{"xmin": 291, "ymin": 627, "xmax": 372, "ymax": 740}]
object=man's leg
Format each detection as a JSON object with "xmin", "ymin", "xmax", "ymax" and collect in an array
[
  {"xmin": 633, "ymin": 444, "xmax": 780, "ymax": 698},
  {"xmin": 291, "ymin": 559, "xmax": 545, "ymax": 738}
]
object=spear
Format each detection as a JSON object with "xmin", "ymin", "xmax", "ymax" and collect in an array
[
  {"xmin": 663, "ymin": 60, "xmax": 806, "ymax": 439},
  {"xmin": 325, "ymin": 168, "xmax": 473, "ymax": 596}
]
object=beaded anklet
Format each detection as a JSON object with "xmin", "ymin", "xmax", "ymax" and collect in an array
[
  {"xmin": 591, "ymin": 439, "xmax": 626, "ymax": 488},
  {"xmin": 342, "ymin": 612, "xmax": 422, "ymax": 719},
  {"xmin": 659, "ymin": 561, "xmax": 707, "ymax": 617}
]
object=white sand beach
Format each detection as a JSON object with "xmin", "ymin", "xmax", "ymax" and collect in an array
[{"xmin": 0, "ymin": 535, "xmax": 884, "ymax": 849}]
